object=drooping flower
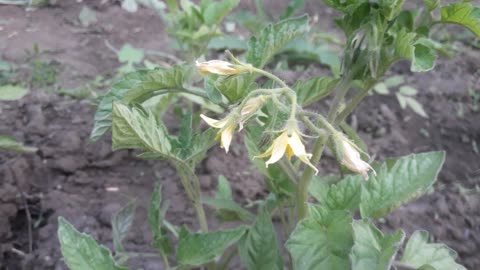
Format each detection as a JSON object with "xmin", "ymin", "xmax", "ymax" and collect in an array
[
  {"xmin": 338, "ymin": 134, "xmax": 375, "ymax": 180},
  {"xmin": 195, "ymin": 60, "xmax": 243, "ymax": 76},
  {"xmin": 200, "ymin": 114, "xmax": 237, "ymax": 153},
  {"xmin": 239, "ymin": 95, "xmax": 269, "ymax": 130},
  {"xmin": 255, "ymin": 124, "xmax": 318, "ymax": 175}
]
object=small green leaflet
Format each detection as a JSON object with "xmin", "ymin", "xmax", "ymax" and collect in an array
[
  {"xmin": 117, "ymin": 44, "xmax": 144, "ymax": 64},
  {"xmin": 351, "ymin": 220, "xmax": 405, "ymax": 270},
  {"xmin": 286, "ymin": 209, "xmax": 353, "ymax": 270},
  {"xmin": 395, "ymin": 93, "xmax": 428, "ymax": 118},
  {"xmin": 176, "ymin": 226, "xmax": 247, "ymax": 266},
  {"xmin": 90, "ymin": 66, "xmax": 191, "ymax": 141},
  {"xmin": 246, "ymin": 15, "xmax": 310, "ymax": 68},
  {"xmin": 216, "ymin": 175, "xmax": 232, "ymax": 199},
  {"xmin": 411, "ymin": 42, "xmax": 436, "ymax": 72},
  {"xmin": 360, "ymin": 151, "xmax": 445, "ymax": 219},
  {"xmin": 57, "ymin": 217, "xmax": 128, "ymax": 270},
  {"xmin": 0, "ymin": 84, "xmax": 29, "ymax": 100},
  {"xmin": 292, "ymin": 76, "xmax": 339, "ymax": 106},
  {"xmin": 78, "ymin": 6, "xmax": 97, "ymax": 27},
  {"xmin": 214, "ymin": 73, "xmax": 253, "ymax": 103},
  {"xmin": 112, "ymin": 200, "xmax": 136, "ymax": 253},
  {"xmin": 90, "ymin": 70, "xmax": 152, "ymax": 141},
  {"xmin": 401, "ymin": 231, "xmax": 467, "ymax": 270},
  {"xmin": 148, "ymin": 183, "xmax": 173, "ymax": 254},
  {"xmin": 440, "ymin": 3, "xmax": 480, "ymax": 37},
  {"xmin": 111, "ymin": 102, "xmax": 172, "ymax": 154},
  {"xmin": 203, "ymin": 0, "xmax": 239, "ymax": 25},
  {"xmin": 322, "ymin": 175, "xmax": 363, "ymax": 211},
  {"xmin": 0, "ymin": 135, "xmax": 37, "ymax": 154},
  {"xmin": 239, "ymin": 208, "xmax": 283, "ymax": 270},
  {"xmin": 202, "ymin": 175, "xmax": 254, "ymax": 222}
]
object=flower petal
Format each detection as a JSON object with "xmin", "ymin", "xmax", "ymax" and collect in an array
[
  {"xmin": 200, "ymin": 114, "xmax": 226, "ymax": 128},
  {"xmin": 288, "ymin": 132, "xmax": 309, "ymax": 157},
  {"xmin": 254, "ymin": 145, "xmax": 274, "ymax": 159},
  {"xmin": 298, "ymin": 155, "xmax": 319, "ymax": 175},
  {"xmin": 265, "ymin": 132, "xmax": 289, "ymax": 166},
  {"xmin": 220, "ymin": 125, "xmax": 235, "ymax": 153}
]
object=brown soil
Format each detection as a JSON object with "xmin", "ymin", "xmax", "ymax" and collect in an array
[{"xmin": 1, "ymin": 1, "xmax": 479, "ymax": 270}]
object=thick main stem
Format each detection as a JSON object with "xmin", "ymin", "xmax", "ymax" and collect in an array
[{"xmin": 296, "ymin": 78, "xmax": 353, "ymax": 219}]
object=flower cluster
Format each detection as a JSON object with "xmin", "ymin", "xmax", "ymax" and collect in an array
[{"xmin": 196, "ymin": 59, "xmax": 375, "ymax": 179}]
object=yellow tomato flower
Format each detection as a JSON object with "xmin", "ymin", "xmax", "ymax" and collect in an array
[
  {"xmin": 255, "ymin": 126, "xmax": 318, "ymax": 175},
  {"xmin": 200, "ymin": 114, "xmax": 237, "ymax": 153},
  {"xmin": 195, "ymin": 60, "xmax": 242, "ymax": 76},
  {"xmin": 339, "ymin": 135, "xmax": 375, "ymax": 180}
]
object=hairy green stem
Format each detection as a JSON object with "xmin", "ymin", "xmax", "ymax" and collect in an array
[
  {"xmin": 250, "ymin": 66, "xmax": 289, "ymax": 89},
  {"xmin": 176, "ymin": 164, "xmax": 209, "ymax": 233},
  {"xmin": 296, "ymin": 77, "xmax": 353, "ymax": 219},
  {"xmin": 279, "ymin": 159, "xmax": 300, "ymax": 184},
  {"xmin": 161, "ymin": 252, "xmax": 171, "ymax": 270},
  {"xmin": 334, "ymin": 80, "xmax": 375, "ymax": 124}
]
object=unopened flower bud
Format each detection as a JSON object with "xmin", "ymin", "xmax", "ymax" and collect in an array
[
  {"xmin": 239, "ymin": 95, "xmax": 268, "ymax": 130},
  {"xmin": 336, "ymin": 133, "xmax": 375, "ymax": 180},
  {"xmin": 195, "ymin": 60, "xmax": 243, "ymax": 76}
]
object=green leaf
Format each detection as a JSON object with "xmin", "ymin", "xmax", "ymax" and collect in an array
[
  {"xmin": 176, "ymin": 226, "xmax": 247, "ymax": 266},
  {"xmin": 90, "ymin": 69, "xmax": 170, "ymax": 141},
  {"xmin": 292, "ymin": 77, "xmax": 339, "ymax": 106},
  {"xmin": 378, "ymin": 0, "xmax": 405, "ymax": 20},
  {"xmin": 111, "ymin": 102, "xmax": 171, "ymax": 154},
  {"xmin": 440, "ymin": 3, "xmax": 480, "ymax": 37},
  {"xmin": 203, "ymin": 175, "xmax": 253, "ymax": 222},
  {"xmin": 384, "ymin": 75, "xmax": 404, "ymax": 87},
  {"xmin": 123, "ymin": 65, "xmax": 192, "ymax": 103},
  {"xmin": 280, "ymin": 0, "xmax": 306, "ymax": 20},
  {"xmin": 117, "ymin": 44, "xmax": 144, "ymax": 64},
  {"xmin": 374, "ymin": 82, "xmax": 390, "ymax": 95},
  {"xmin": 393, "ymin": 28, "xmax": 416, "ymax": 60},
  {"xmin": 148, "ymin": 183, "xmax": 173, "ymax": 254},
  {"xmin": 286, "ymin": 209, "xmax": 353, "ymax": 270},
  {"xmin": 214, "ymin": 73, "xmax": 253, "ymax": 103},
  {"xmin": 321, "ymin": 0, "xmax": 367, "ymax": 13},
  {"xmin": 323, "ymin": 175, "xmax": 363, "ymax": 211},
  {"xmin": 401, "ymin": 231, "xmax": 467, "ymax": 270},
  {"xmin": 78, "ymin": 6, "xmax": 97, "ymax": 27},
  {"xmin": 351, "ymin": 220, "xmax": 405, "ymax": 270},
  {"xmin": 411, "ymin": 42, "xmax": 436, "ymax": 72},
  {"xmin": 399, "ymin": 85, "xmax": 417, "ymax": 96},
  {"xmin": 0, "ymin": 135, "xmax": 37, "ymax": 154},
  {"xmin": 0, "ymin": 85, "xmax": 29, "ymax": 100},
  {"xmin": 216, "ymin": 175, "xmax": 232, "ymax": 199},
  {"xmin": 396, "ymin": 93, "xmax": 407, "ymax": 109},
  {"xmin": 203, "ymin": 0, "xmax": 239, "ymax": 25},
  {"xmin": 360, "ymin": 151, "xmax": 445, "ymax": 219},
  {"xmin": 424, "ymin": 0, "xmax": 440, "ymax": 11},
  {"xmin": 246, "ymin": 15, "xmax": 310, "ymax": 68},
  {"xmin": 176, "ymin": 112, "xmax": 194, "ymax": 158},
  {"xmin": 405, "ymin": 96, "xmax": 428, "ymax": 118},
  {"xmin": 202, "ymin": 197, "xmax": 254, "ymax": 222},
  {"xmin": 57, "ymin": 217, "xmax": 127, "ymax": 270},
  {"xmin": 308, "ymin": 175, "xmax": 337, "ymax": 203},
  {"xmin": 112, "ymin": 200, "xmax": 136, "ymax": 253},
  {"xmin": 204, "ymin": 75, "xmax": 224, "ymax": 104},
  {"xmin": 239, "ymin": 209, "xmax": 283, "ymax": 270}
]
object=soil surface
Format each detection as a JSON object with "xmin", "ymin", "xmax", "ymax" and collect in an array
[{"xmin": 1, "ymin": 1, "xmax": 479, "ymax": 270}]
